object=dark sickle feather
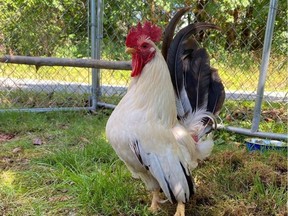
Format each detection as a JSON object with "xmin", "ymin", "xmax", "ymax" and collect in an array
[
  {"xmin": 165, "ymin": 21, "xmax": 225, "ymax": 131},
  {"xmin": 167, "ymin": 22, "xmax": 221, "ymax": 102},
  {"xmin": 162, "ymin": 7, "xmax": 191, "ymax": 60}
]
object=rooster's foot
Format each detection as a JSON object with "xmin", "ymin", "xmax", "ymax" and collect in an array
[
  {"xmin": 174, "ymin": 202, "xmax": 185, "ymax": 216},
  {"xmin": 148, "ymin": 190, "xmax": 161, "ymax": 212}
]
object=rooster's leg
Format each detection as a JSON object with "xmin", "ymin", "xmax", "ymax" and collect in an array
[
  {"xmin": 174, "ymin": 202, "xmax": 185, "ymax": 216},
  {"xmin": 149, "ymin": 189, "xmax": 161, "ymax": 212}
]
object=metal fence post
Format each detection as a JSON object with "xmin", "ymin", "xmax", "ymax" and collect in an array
[
  {"xmin": 251, "ymin": 0, "xmax": 278, "ymax": 133},
  {"xmin": 90, "ymin": 0, "xmax": 103, "ymax": 111}
]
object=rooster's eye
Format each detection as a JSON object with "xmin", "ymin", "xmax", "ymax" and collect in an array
[{"xmin": 141, "ymin": 43, "xmax": 148, "ymax": 49}]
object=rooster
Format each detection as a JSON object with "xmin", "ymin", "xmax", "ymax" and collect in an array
[{"xmin": 106, "ymin": 9, "xmax": 225, "ymax": 216}]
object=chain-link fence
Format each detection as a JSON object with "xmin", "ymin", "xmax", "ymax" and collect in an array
[
  {"xmin": 0, "ymin": 0, "xmax": 287, "ymax": 139},
  {"xmin": 0, "ymin": 0, "xmax": 92, "ymax": 111}
]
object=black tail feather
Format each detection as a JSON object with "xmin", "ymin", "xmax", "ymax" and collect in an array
[
  {"xmin": 184, "ymin": 47, "xmax": 211, "ymax": 112},
  {"xmin": 166, "ymin": 22, "xmax": 220, "ymax": 90},
  {"xmin": 163, "ymin": 8, "xmax": 225, "ymax": 134},
  {"xmin": 207, "ymin": 68, "xmax": 226, "ymax": 115},
  {"xmin": 161, "ymin": 7, "xmax": 191, "ymax": 60}
]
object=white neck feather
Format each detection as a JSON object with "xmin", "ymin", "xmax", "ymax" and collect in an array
[{"xmin": 127, "ymin": 49, "xmax": 177, "ymax": 127}]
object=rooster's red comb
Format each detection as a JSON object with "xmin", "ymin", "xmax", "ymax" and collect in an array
[{"xmin": 126, "ymin": 22, "xmax": 162, "ymax": 47}]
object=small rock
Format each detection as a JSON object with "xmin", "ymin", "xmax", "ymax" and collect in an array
[
  {"xmin": 33, "ymin": 138, "xmax": 43, "ymax": 145},
  {"xmin": 12, "ymin": 147, "xmax": 23, "ymax": 154}
]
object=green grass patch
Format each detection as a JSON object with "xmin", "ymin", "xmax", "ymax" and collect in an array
[
  {"xmin": 220, "ymin": 100, "xmax": 287, "ymax": 134},
  {"xmin": 0, "ymin": 89, "xmax": 91, "ymax": 109},
  {"xmin": 0, "ymin": 64, "xmax": 90, "ymax": 84},
  {"xmin": 0, "ymin": 111, "xmax": 286, "ymax": 215},
  {"xmin": 210, "ymin": 51, "xmax": 287, "ymax": 92}
]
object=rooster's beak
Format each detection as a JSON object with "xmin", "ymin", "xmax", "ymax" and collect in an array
[{"xmin": 125, "ymin": 47, "xmax": 136, "ymax": 54}]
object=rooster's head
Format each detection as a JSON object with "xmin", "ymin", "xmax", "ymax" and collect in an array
[{"xmin": 125, "ymin": 22, "xmax": 162, "ymax": 77}]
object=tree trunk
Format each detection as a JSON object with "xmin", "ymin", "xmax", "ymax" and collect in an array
[
  {"xmin": 225, "ymin": 8, "xmax": 239, "ymax": 51},
  {"xmin": 241, "ymin": 6, "xmax": 253, "ymax": 49}
]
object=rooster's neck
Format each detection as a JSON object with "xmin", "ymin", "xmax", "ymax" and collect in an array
[{"xmin": 128, "ymin": 51, "xmax": 177, "ymax": 127}]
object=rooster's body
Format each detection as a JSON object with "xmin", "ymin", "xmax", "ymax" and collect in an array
[
  {"xmin": 106, "ymin": 48, "xmax": 200, "ymax": 203},
  {"xmin": 106, "ymin": 9, "xmax": 225, "ymax": 216}
]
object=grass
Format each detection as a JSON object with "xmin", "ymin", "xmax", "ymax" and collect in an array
[
  {"xmin": 0, "ymin": 64, "xmax": 90, "ymax": 84},
  {"xmin": 0, "ymin": 89, "xmax": 91, "ymax": 109},
  {"xmin": 220, "ymin": 100, "xmax": 287, "ymax": 134},
  {"xmin": 210, "ymin": 51, "xmax": 287, "ymax": 92},
  {"xmin": 0, "ymin": 111, "xmax": 287, "ymax": 216}
]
